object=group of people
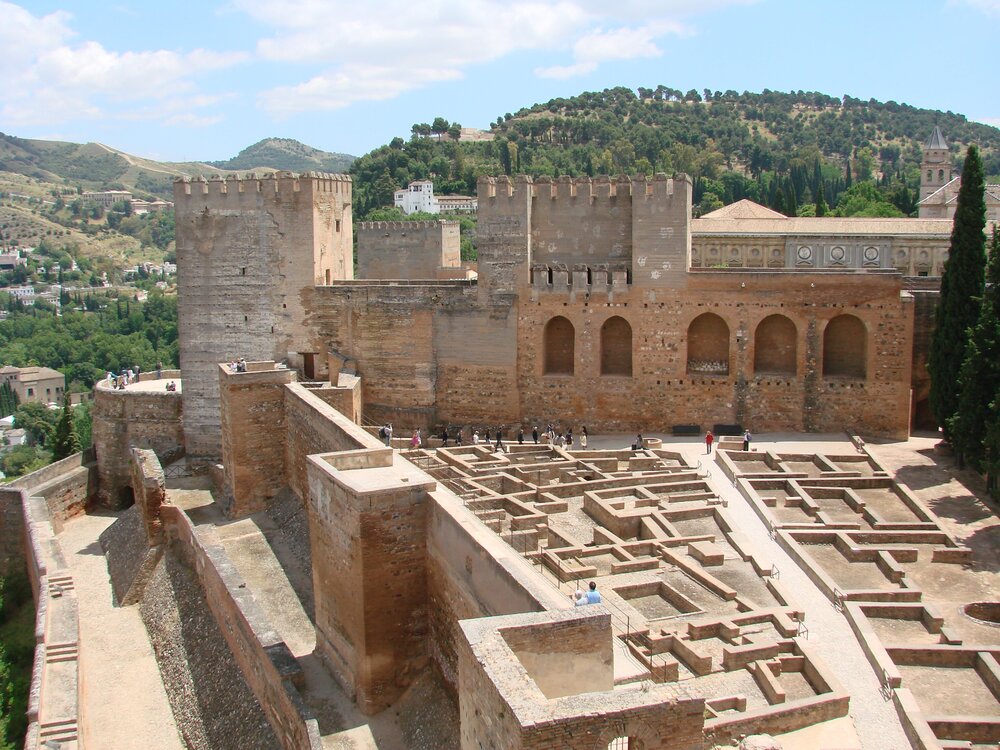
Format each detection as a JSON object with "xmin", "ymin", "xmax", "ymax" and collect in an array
[
  {"xmin": 106, "ymin": 366, "xmax": 142, "ymax": 390},
  {"xmin": 229, "ymin": 358, "xmax": 247, "ymax": 373},
  {"xmin": 704, "ymin": 429, "xmax": 753, "ymax": 454}
]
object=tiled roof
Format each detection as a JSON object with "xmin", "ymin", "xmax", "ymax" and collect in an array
[
  {"xmin": 925, "ymin": 126, "xmax": 948, "ymax": 150},
  {"xmin": 700, "ymin": 199, "xmax": 787, "ymax": 220}
]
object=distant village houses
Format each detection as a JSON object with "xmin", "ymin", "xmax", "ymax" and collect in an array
[{"xmin": 81, "ymin": 190, "xmax": 174, "ymax": 214}]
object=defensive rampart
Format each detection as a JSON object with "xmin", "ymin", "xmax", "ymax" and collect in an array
[{"xmin": 92, "ymin": 373, "xmax": 182, "ymax": 508}]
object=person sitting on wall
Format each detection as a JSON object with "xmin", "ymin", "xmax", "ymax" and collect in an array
[
  {"xmin": 236, "ymin": 358, "xmax": 247, "ymax": 373},
  {"xmin": 586, "ymin": 581, "xmax": 601, "ymax": 604},
  {"xmin": 572, "ymin": 586, "xmax": 587, "ymax": 606}
]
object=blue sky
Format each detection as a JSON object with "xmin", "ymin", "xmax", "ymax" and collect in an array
[{"xmin": 2, "ymin": 0, "xmax": 998, "ymax": 163}]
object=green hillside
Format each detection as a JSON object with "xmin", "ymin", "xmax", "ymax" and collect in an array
[
  {"xmin": 0, "ymin": 134, "xmax": 355, "ymax": 200},
  {"xmin": 349, "ymin": 86, "xmax": 1000, "ymax": 218},
  {"xmin": 207, "ymin": 137, "xmax": 354, "ymax": 174}
]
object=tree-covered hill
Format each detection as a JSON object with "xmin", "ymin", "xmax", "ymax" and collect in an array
[
  {"xmin": 349, "ymin": 86, "xmax": 1000, "ymax": 219},
  {"xmin": 206, "ymin": 137, "xmax": 354, "ymax": 174}
]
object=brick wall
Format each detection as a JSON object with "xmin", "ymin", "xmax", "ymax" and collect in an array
[{"xmin": 357, "ymin": 220, "xmax": 460, "ymax": 279}]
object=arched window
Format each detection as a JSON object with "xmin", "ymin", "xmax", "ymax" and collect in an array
[
  {"xmin": 754, "ymin": 315, "xmax": 797, "ymax": 375},
  {"xmin": 687, "ymin": 313, "xmax": 730, "ymax": 375},
  {"xmin": 823, "ymin": 315, "xmax": 866, "ymax": 378},
  {"xmin": 544, "ymin": 316, "xmax": 575, "ymax": 375},
  {"xmin": 601, "ymin": 316, "xmax": 632, "ymax": 376},
  {"xmin": 938, "ymin": 169, "xmax": 945, "ymax": 181}
]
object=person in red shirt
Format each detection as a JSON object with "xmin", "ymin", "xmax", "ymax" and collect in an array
[{"xmin": 705, "ymin": 430, "xmax": 714, "ymax": 454}]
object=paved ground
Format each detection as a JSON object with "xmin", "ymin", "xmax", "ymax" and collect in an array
[{"xmin": 60, "ymin": 512, "xmax": 184, "ymax": 750}]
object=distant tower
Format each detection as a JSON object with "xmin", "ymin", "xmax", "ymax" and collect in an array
[{"xmin": 919, "ymin": 126, "xmax": 952, "ymax": 202}]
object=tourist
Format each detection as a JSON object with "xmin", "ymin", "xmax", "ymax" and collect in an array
[
  {"xmin": 586, "ymin": 581, "xmax": 601, "ymax": 604},
  {"xmin": 126, "ymin": 368, "xmax": 134, "ymax": 384},
  {"xmin": 410, "ymin": 429, "xmax": 421, "ymax": 449},
  {"xmin": 532, "ymin": 425, "xmax": 539, "ymax": 444},
  {"xmin": 566, "ymin": 429, "xmax": 573, "ymax": 448},
  {"xmin": 455, "ymin": 430, "xmax": 464, "ymax": 446},
  {"xmin": 555, "ymin": 433, "xmax": 566, "ymax": 447},
  {"xmin": 156, "ymin": 361, "xmax": 162, "ymax": 379},
  {"xmin": 379, "ymin": 424, "xmax": 389, "ymax": 446},
  {"xmin": 632, "ymin": 433, "xmax": 643, "ymax": 451},
  {"xmin": 472, "ymin": 430, "xmax": 481, "ymax": 445},
  {"xmin": 706, "ymin": 430, "xmax": 715, "ymax": 454},
  {"xmin": 441, "ymin": 427, "xmax": 449, "ymax": 447},
  {"xmin": 494, "ymin": 429, "xmax": 504, "ymax": 452},
  {"xmin": 237, "ymin": 357, "xmax": 247, "ymax": 373},
  {"xmin": 386, "ymin": 423, "xmax": 393, "ymax": 446},
  {"xmin": 517, "ymin": 427, "xmax": 524, "ymax": 444},
  {"xmin": 581, "ymin": 426, "xmax": 588, "ymax": 449},
  {"xmin": 572, "ymin": 586, "xmax": 587, "ymax": 607},
  {"xmin": 743, "ymin": 429, "xmax": 752, "ymax": 452}
]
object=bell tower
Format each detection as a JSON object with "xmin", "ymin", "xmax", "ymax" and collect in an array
[{"xmin": 920, "ymin": 126, "xmax": 952, "ymax": 201}]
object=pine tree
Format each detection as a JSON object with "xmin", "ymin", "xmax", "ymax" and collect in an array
[
  {"xmin": 51, "ymin": 394, "xmax": 81, "ymax": 461},
  {"xmin": 950, "ymin": 228, "xmax": 1000, "ymax": 469},
  {"xmin": 929, "ymin": 145, "xmax": 988, "ymax": 443}
]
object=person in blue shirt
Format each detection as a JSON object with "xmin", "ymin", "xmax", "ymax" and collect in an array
[{"xmin": 586, "ymin": 581, "xmax": 601, "ymax": 604}]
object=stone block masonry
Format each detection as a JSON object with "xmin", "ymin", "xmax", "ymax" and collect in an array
[
  {"xmin": 357, "ymin": 220, "xmax": 460, "ymax": 280},
  {"xmin": 175, "ymin": 172, "xmax": 352, "ymax": 462}
]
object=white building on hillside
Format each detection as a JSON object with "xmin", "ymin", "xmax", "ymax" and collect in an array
[{"xmin": 394, "ymin": 181, "xmax": 478, "ymax": 215}]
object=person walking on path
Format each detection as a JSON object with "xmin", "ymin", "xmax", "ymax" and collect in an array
[
  {"xmin": 705, "ymin": 430, "xmax": 715, "ymax": 454},
  {"xmin": 410, "ymin": 429, "xmax": 421, "ymax": 449},
  {"xmin": 532, "ymin": 425, "xmax": 539, "ymax": 444},
  {"xmin": 441, "ymin": 427, "xmax": 449, "ymax": 447},
  {"xmin": 742, "ymin": 429, "xmax": 752, "ymax": 451},
  {"xmin": 586, "ymin": 581, "xmax": 601, "ymax": 604},
  {"xmin": 581, "ymin": 426, "xmax": 588, "ymax": 449},
  {"xmin": 517, "ymin": 427, "xmax": 524, "ymax": 444}
]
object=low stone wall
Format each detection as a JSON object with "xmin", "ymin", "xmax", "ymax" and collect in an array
[
  {"xmin": 8, "ymin": 449, "xmax": 96, "ymax": 533},
  {"xmin": 163, "ymin": 505, "xmax": 323, "ymax": 750}
]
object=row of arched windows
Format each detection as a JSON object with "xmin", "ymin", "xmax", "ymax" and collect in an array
[{"xmin": 542, "ymin": 313, "xmax": 867, "ymax": 379}]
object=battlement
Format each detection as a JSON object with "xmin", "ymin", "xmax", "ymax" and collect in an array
[
  {"xmin": 174, "ymin": 171, "xmax": 352, "ymax": 204},
  {"xmin": 477, "ymin": 173, "xmax": 691, "ymax": 202},
  {"xmin": 358, "ymin": 220, "xmax": 458, "ymax": 232}
]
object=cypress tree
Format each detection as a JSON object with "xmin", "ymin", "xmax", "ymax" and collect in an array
[
  {"xmin": 815, "ymin": 181, "xmax": 828, "ymax": 217},
  {"xmin": 929, "ymin": 145, "xmax": 987, "ymax": 444},
  {"xmin": 52, "ymin": 394, "xmax": 81, "ymax": 461},
  {"xmin": 845, "ymin": 160, "xmax": 852, "ymax": 188},
  {"xmin": 950, "ymin": 227, "xmax": 1000, "ymax": 469}
]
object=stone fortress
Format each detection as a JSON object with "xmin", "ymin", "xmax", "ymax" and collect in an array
[{"xmin": 2, "ymin": 130, "xmax": 999, "ymax": 750}]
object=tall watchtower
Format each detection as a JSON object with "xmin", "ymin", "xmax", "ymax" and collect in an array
[
  {"xmin": 920, "ymin": 127, "xmax": 952, "ymax": 202},
  {"xmin": 174, "ymin": 172, "xmax": 353, "ymax": 462}
]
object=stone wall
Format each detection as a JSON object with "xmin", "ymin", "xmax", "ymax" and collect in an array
[
  {"xmin": 285, "ymin": 381, "xmax": 377, "ymax": 502},
  {"xmin": 163, "ymin": 504, "xmax": 323, "ymax": 749},
  {"xmin": 357, "ymin": 220, "xmax": 460, "ymax": 279},
  {"xmin": 219, "ymin": 363, "xmax": 296, "ymax": 517},
  {"xmin": 426, "ymin": 487, "xmax": 569, "ymax": 691},
  {"xmin": 175, "ymin": 173, "xmax": 352, "ymax": 461},
  {"xmin": 306, "ymin": 448, "xmax": 434, "ymax": 714},
  {"xmin": 92, "ymin": 379, "xmax": 182, "ymax": 508},
  {"xmin": 458, "ymin": 608, "xmax": 705, "ymax": 750}
]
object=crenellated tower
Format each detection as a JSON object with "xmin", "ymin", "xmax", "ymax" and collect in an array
[{"xmin": 174, "ymin": 171, "xmax": 353, "ymax": 462}]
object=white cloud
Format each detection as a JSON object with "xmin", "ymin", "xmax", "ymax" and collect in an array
[
  {"xmin": 0, "ymin": 2, "xmax": 246, "ymax": 128},
  {"xmin": 536, "ymin": 21, "xmax": 685, "ymax": 79},
  {"xmin": 949, "ymin": 0, "xmax": 1000, "ymax": 14},
  {"xmin": 239, "ymin": 0, "xmax": 754, "ymax": 115}
]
